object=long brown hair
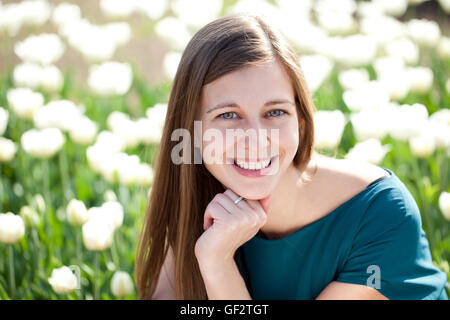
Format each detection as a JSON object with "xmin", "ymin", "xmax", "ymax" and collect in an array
[{"xmin": 135, "ymin": 12, "xmax": 317, "ymax": 299}]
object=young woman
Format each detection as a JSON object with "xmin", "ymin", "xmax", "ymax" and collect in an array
[{"xmin": 135, "ymin": 13, "xmax": 448, "ymax": 300}]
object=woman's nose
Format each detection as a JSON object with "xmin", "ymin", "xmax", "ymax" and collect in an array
[{"xmin": 235, "ymin": 121, "xmax": 270, "ymax": 157}]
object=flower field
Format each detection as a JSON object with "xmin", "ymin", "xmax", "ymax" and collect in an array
[{"xmin": 0, "ymin": 0, "xmax": 449, "ymax": 299}]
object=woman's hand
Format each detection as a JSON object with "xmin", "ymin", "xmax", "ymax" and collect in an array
[{"xmin": 194, "ymin": 189, "xmax": 268, "ymax": 266}]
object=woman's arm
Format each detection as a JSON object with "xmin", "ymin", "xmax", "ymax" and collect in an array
[{"xmin": 197, "ymin": 256, "xmax": 252, "ymax": 300}]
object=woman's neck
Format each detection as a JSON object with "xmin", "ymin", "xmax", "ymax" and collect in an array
[{"xmin": 258, "ymin": 152, "xmax": 321, "ymax": 240}]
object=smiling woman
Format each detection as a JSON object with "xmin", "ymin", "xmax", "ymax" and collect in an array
[{"xmin": 134, "ymin": 12, "xmax": 448, "ymax": 300}]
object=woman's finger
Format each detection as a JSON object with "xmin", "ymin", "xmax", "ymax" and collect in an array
[
  {"xmin": 203, "ymin": 201, "xmax": 231, "ymax": 230},
  {"xmin": 223, "ymin": 189, "xmax": 251, "ymax": 211}
]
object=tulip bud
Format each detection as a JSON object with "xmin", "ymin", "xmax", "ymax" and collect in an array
[
  {"xmin": 0, "ymin": 212, "xmax": 25, "ymax": 244},
  {"xmin": 66, "ymin": 199, "xmax": 88, "ymax": 226},
  {"xmin": 439, "ymin": 192, "xmax": 450, "ymax": 221},
  {"xmin": 82, "ymin": 218, "xmax": 114, "ymax": 251},
  {"xmin": 19, "ymin": 205, "xmax": 40, "ymax": 227},
  {"xmin": 48, "ymin": 266, "xmax": 78, "ymax": 294},
  {"xmin": 111, "ymin": 271, "xmax": 134, "ymax": 298}
]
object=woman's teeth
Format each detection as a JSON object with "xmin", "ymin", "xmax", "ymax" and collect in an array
[{"xmin": 234, "ymin": 158, "xmax": 271, "ymax": 170}]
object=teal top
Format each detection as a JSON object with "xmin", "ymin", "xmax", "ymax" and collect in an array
[{"xmin": 239, "ymin": 167, "xmax": 449, "ymax": 300}]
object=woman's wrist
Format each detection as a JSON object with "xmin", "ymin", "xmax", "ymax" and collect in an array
[
  {"xmin": 196, "ymin": 254, "xmax": 236, "ymax": 279},
  {"xmin": 197, "ymin": 254, "xmax": 252, "ymax": 300}
]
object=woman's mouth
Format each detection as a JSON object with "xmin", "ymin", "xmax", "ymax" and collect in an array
[{"xmin": 231, "ymin": 155, "xmax": 278, "ymax": 177}]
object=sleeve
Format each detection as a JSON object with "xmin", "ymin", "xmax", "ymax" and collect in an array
[{"xmin": 335, "ymin": 185, "xmax": 449, "ymax": 300}]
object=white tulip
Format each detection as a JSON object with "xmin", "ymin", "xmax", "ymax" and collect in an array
[
  {"xmin": 82, "ymin": 218, "xmax": 114, "ymax": 251},
  {"xmin": 100, "ymin": 201, "xmax": 124, "ymax": 230},
  {"xmin": 439, "ymin": 192, "xmax": 450, "ymax": 221},
  {"xmin": 409, "ymin": 130, "xmax": 436, "ymax": 158},
  {"xmin": 378, "ymin": 71, "xmax": 411, "ymax": 101},
  {"xmin": 14, "ymin": 33, "xmax": 65, "ymax": 65},
  {"xmin": 360, "ymin": 15, "xmax": 405, "ymax": 46},
  {"xmin": 0, "ymin": 0, "xmax": 51, "ymax": 36},
  {"xmin": 163, "ymin": 51, "xmax": 181, "ymax": 80},
  {"xmin": 299, "ymin": 54, "xmax": 334, "ymax": 93},
  {"xmin": 86, "ymin": 202, "xmax": 123, "ymax": 231},
  {"xmin": 99, "ymin": 0, "xmax": 137, "ymax": 19},
  {"xmin": 316, "ymin": 12, "xmax": 357, "ymax": 35},
  {"xmin": 383, "ymin": 37, "xmax": 419, "ymax": 65},
  {"xmin": 19, "ymin": 205, "xmax": 40, "ymax": 227},
  {"xmin": 21, "ymin": 127, "xmax": 65, "ymax": 158},
  {"xmin": 407, "ymin": 19, "xmax": 441, "ymax": 47},
  {"xmin": 145, "ymin": 103, "xmax": 167, "ymax": 129},
  {"xmin": 66, "ymin": 199, "xmax": 89, "ymax": 226},
  {"xmin": 0, "ymin": 212, "xmax": 25, "ymax": 244},
  {"xmin": 135, "ymin": 0, "xmax": 168, "ymax": 20},
  {"xmin": 372, "ymin": 0, "xmax": 407, "ymax": 16},
  {"xmin": 7, "ymin": 87, "xmax": 44, "ymax": 120},
  {"xmin": 0, "ymin": 137, "xmax": 17, "ymax": 162},
  {"xmin": 374, "ymin": 0, "xmax": 408, "ymax": 17},
  {"xmin": 108, "ymin": 115, "xmax": 140, "ymax": 149},
  {"xmin": 0, "ymin": 107, "xmax": 8, "ymax": 136},
  {"xmin": 350, "ymin": 109, "xmax": 390, "ymax": 141},
  {"xmin": 345, "ymin": 138, "xmax": 391, "ymax": 164},
  {"xmin": 389, "ymin": 103, "xmax": 428, "ymax": 141},
  {"xmin": 33, "ymin": 100, "xmax": 84, "ymax": 131},
  {"xmin": 94, "ymin": 131, "xmax": 126, "ymax": 154},
  {"xmin": 69, "ymin": 116, "xmax": 99, "ymax": 145},
  {"xmin": 40, "ymin": 65, "xmax": 64, "ymax": 92},
  {"xmin": 437, "ymin": 37, "xmax": 450, "ymax": 60},
  {"xmin": 51, "ymin": 3, "xmax": 81, "ymax": 28},
  {"xmin": 154, "ymin": 17, "xmax": 192, "ymax": 51},
  {"xmin": 406, "ymin": 67, "xmax": 433, "ymax": 94},
  {"xmin": 338, "ymin": 68, "xmax": 370, "ymax": 91},
  {"xmin": 103, "ymin": 22, "xmax": 132, "ymax": 47},
  {"xmin": 88, "ymin": 61, "xmax": 132, "ymax": 96},
  {"xmin": 313, "ymin": 110, "xmax": 347, "ymax": 150},
  {"xmin": 13, "ymin": 62, "xmax": 43, "ymax": 89},
  {"xmin": 111, "ymin": 271, "xmax": 134, "ymax": 298},
  {"xmin": 343, "ymin": 81, "xmax": 390, "ymax": 111},
  {"xmin": 374, "ymin": 55, "xmax": 405, "ymax": 78},
  {"xmin": 135, "ymin": 163, "xmax": 154, "ymax": 187},
  {"xmin": 136, "ymin": 118, "xmax": 163, "ymax": 145},
  {"xmin": 31, "ymin": 194, "xmax": 46, "ymax": 214},
  {"xmin": 438, "ymin": 0, "xmax": 450, "ymax": 13},
  {"xmin": 323, "ymin": 34, "xmax": 378, "ymax": 67},
  {"xmin": 48, "ymin": 266, "xmax": 78, "ymax": 294},
  {"xmin": 171, "ymin": 0, "xmax": 223, "ymax": 28},
  {"xmin": 104, "ymin": 189, "xmax": 118, "ymax": 202},
  {"xmin": 315, "ymin": 0, "xmax": 356, "ymax": 14}
]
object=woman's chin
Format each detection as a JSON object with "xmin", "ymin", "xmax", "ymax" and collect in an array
[{"xmin": 229, "ymin": 186, "xmax": 273, "ymax": 201}]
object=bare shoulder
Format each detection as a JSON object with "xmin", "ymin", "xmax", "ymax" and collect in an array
[
  {"xmin": 324, "ymin": 157, "xmax": 389, "ymax": 184},
  {"xmin": 312, "ymin": 154, "xmax": 391, "ymax": 199}
]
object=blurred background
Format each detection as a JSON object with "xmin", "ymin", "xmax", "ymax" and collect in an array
[{"xmin": 0, "ymin": 0, "xmax": 449, "ymax": 299}]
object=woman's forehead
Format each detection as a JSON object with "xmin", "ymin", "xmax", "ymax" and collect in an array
[{"xmin": 200, "ymin": 61, "xmax": 294, "ymax": 112}]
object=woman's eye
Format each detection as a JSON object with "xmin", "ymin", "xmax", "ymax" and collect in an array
[
  {"xmin": 267, "ymin": 109, "xmax": 286, "ymax": 117},
  {"xmin": 218, "ymin": 112, "xmax": 237, "ymax": 120},
  {"xmin": 217, "ymin": 109, "xmax": 287, "ymax": 120}
]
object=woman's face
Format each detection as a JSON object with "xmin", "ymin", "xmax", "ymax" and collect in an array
[{"xmin": 199, "ymin": 59, "xmax": 300, "ymax": 200}]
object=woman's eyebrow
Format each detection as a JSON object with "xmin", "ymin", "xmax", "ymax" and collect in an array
[{"xmin": 206, "ymin": 99, "xmax": 295, "ymax": 114}]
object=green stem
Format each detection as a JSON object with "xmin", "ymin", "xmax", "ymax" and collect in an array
[
  {"xmin": 411, "ymin": 158, "xmax": 435, "ymax": 250},
  {"xmin": 0, "ymin": 162, "xmax": 3, "ymax": 212},
  {"xmin": 8, "ymin": 245, "xmax": 15, "ymax": 299},
  {"xmin": 31, "ymin": 228, "xmax": 41, "ymax": 277},
  {"xmin": 43, "ymin": 159, "xmax": 51, "ymax": 213},
  {"xmin": 94, "ymin": 251, "xmax": 100, "ymax": 300},
  {"xmin": 76, "ymin": 229, "xmax": 82, "ymax": 265},
  {"xmin": 111, "ymin": 233, "xmax": 120, "ymax": 270},
  {"xmin": 58, "ymin": 151, "xmax": 71, "ymax": 201}
]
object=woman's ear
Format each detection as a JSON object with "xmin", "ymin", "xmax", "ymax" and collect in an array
[{"xmin": 299, "ymin": 118, "xmax": 304, "ymax": 126}]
